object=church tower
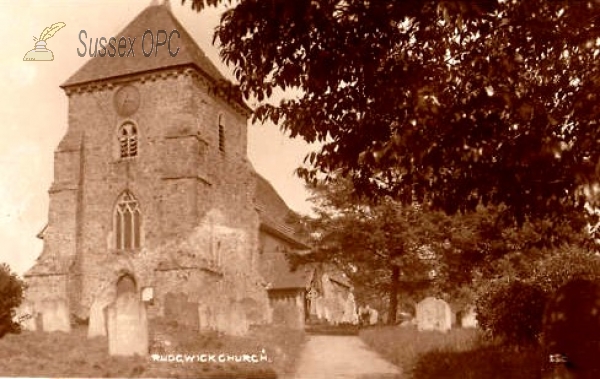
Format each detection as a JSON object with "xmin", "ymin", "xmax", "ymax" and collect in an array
[{"xmin": 25, "ymin": 2, "xmax": 276, "ymax": 327}]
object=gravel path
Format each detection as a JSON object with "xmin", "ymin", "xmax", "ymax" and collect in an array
[{"xmin": 287, "ymin": 335, "xmax": 401, "ymax": 379}]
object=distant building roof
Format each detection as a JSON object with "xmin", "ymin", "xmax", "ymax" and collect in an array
[
  {"xmin": 254, "ymin": 174, "xmax": 310, "ymax": 250},
  {"xmin": 328, "ymin": 273, "xmax": 352, "ymax": 289},
  {"xmin": 267, "ymin": 265, "xmax": 314, "ymax": 291},
  {"xmin": 266, "ymin": 261, "xmax": 353, "ymax": 291}
]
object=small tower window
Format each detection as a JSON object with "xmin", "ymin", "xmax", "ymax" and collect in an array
[
  {"xmin": 218, "ymin": 114, "xmax": 225, "ymax": 153},
  {"xmin": 115, "ymin": 191, "xmax": 141, "ymax": 251},
  {"xmin": 119, "ymin": 122, "xmax": 138, "ymax": 158}
]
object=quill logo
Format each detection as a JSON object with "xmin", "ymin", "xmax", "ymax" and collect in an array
[{"xmin": 23, "ymin": 22, "xmax": 66, "ymax": 61}]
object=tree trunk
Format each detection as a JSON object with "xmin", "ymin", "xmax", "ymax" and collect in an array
[{"xmin": 388, "ymin": 265, "xmax": 400, "ymax": 325}]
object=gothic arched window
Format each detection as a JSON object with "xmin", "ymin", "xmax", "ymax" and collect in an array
[
  {"xmin": 115, "ymin": 191, "xmax": 141, "ymax": 251},
  {"xmin": 119, "ymin": 122, "xmax": 138, "ymax": 158}
]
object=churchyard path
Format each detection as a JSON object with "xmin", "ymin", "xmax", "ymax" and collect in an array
[{"xmin": 288, "ymin": 335, "xmax": 402, "ymax": 379}]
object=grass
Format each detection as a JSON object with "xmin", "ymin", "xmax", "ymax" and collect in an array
[
  {"xmin": 0, "ymin": 319, "xmax": 306, "ymax": 378},
  {"xmin": 360, "ymin": 325, "xmax": 543, "ymax": 379}
]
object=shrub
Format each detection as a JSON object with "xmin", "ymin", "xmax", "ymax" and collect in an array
[
  {"xmin": 411, "ymin": 343, "xmax": 542, "ymax": 379},
  {"xmin": 360, "ymin": 325, "xmax": 480, "ymax": 377},
  {"xmin": 476, "ymin": 280, "xmax": 547, "ymax": 346},
  {"xmin": 361, "ymin": 325, "xmax": 545, "ymax": 378},
  {"xmin": 0, "ymin": 263, "xmax": 25, "ymax": 338},
  {"xmin": 531, "ymin": 246, "xmax": 600, "ymax": 293}
]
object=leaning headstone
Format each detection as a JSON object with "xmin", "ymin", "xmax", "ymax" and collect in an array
[
  {"xmin": 541, "ymin": 279, "xmax": 600, "ymax": 378},
  {"xmin": 107, "ymin": 292, "xmax": 148, "ymax": 356},
  {"xmin": 416, "ymin": 297, "xmax": 452, "ymax": 332},
  {"xmin": 41, "ymin": 298, "xmax": 71, "ymax": 333},
  {"xmin": 88, "ymin": 298, "xmax": 113, "ymax": 338},
  {"xmin": 460, "ymin": 305, "xmax": 478, "ymax": 328}
]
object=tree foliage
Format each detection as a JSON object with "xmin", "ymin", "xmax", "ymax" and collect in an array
[
  {"xmin": 293, "ymin": 178, "xmax": 490, "ymax": 323},
  {"xmin": 0, "ymin": 263, "xmax": 25, "ymax": 338},
  {"xmin": 184, "ymin": 0, "xmax": 600, "ymax": 225},
  {"xmin": 290, "ymin": 174, "xmax": 595, "ymax": 323},
  {"xmin": 475, "ymin": 246, "xmax": 600, "ymax": 346},
  {"xmin": 476, "ymin": 280, "xmax": 548, "ymax": 345}
]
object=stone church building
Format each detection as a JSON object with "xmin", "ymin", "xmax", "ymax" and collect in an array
[{"xmin": 23, "ymin": 2, "xmax": 335, "ymax": 334}]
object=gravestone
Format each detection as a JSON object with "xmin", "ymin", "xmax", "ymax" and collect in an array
[
  {"xmin": 315, "ymin": 297, "xmax": 326, "ymax": 320},
  {"xmin": 107, "ymin": 275, "xmax": 148, "ymax": 356},
  {"xmin": 541, "ymin": 279, "xmax": 600, "ymax": 379},
  {"xmin": 164, "ymin": 292, "xmax": 188, "ymax": 319},
  {"xmin": 330, "ymin": 295, "xmax": 345, "ymax": 324},
  {"xmin": 180, "ymin": 301, "xmax": 199, "ymax": 330},
  {"xmin": 198, "ymin": 304, "xmax": 213, "ymax": 331},
  {"xmin": 215, "ymin": 302, "xmax": 230, "ymax": 333},
  {"xmin": 229, "ymin": 302, "xmax": 249, "ymax": 336},
  {"xmin": 164, "ymin": 292, "xmax": 199, "ymax": 328},
  {"xmin": 107, "ymin": 292, "xmax": 148, "ymax": 356},
  {"xmin": 460, "ymin": 305, "xmax": 478, "ymax": 328},
  {"xmin": 416, "ymin": 297, "xmax": 452, "ymax": 332},
  {"xmin": 369, "ymin": 307, "xmax": 379, "ymax": 325},
  {"xmin": 341, "ymin": 293, "xmax": 359, "ymax": 324},
  {"xmin": 14, "ymin": 302, "xmax": 36, "ymax": 331},
  {"xmin": 88, "ymin": 285, "xmax": 116, "ymax": 338},
  {"xmin": 307, "ymin": 288, "xmax": 319, "ymax": 317},
  {"xmin": 239, "ymin": 297, "xmax": 261, "ymax": 325},
  {"xmin": 88, "ymin": 293, "xmax": 115, "ymax": 338},
  {"xmin": 40, "ymin": 298, "xmax": 71, "ymax": 332},
  {"xmin": 323, "ymin": 304, "xmax": 332, "ymax": 323}
]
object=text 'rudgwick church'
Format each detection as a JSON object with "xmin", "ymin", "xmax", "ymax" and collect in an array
[{"xmin": 22, "ymin": 0, "xmax": 357, "ymax": 336}]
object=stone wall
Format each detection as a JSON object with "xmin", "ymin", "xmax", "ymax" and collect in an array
[
  {"xmin": 27, "ymin": 67, "xmax": 270, "ymax": 329},
  {"xmin": 257, "ymin": 232, "xmax": 292, "ymax": 283}
]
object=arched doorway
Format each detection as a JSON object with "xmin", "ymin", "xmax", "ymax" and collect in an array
[
  {"xmin": 108, "ymin": 273, "xmax": 148, "ymax": 356},
  {"xmin": 116, "ymin": 274, "xmax": 136, "ymax": 298}
]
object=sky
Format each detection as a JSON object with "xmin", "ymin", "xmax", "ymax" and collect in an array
[{"xmin": 0, "ymin": 0, "xmax": 314, "ymax": 275}]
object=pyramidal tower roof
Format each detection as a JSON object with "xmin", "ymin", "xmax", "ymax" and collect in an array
[{"xmin": 62, "ymin": 3, "xmax": 227, "ymax": 87}]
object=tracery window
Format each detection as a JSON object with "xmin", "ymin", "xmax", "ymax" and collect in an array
[
  {"xmin": 115, "ymin": 191, "xmax": 141, "ymax": 250},
  {"xmin": 119, "ymin": 122, "xmax": 138, "ymax": 158}
]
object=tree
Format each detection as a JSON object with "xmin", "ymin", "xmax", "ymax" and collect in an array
[
  {"xmin": 184, "ymin": 0, "xmax": 600, "ymax": 225},
  {"xmin": 294, "ymin": 178, "xmax": 484, "ymax": 324},
  {"xmin": 291, "ymin": 174, "xmax": 595, "ymax": 324},
  {"xmin": 0, "ymin": 263, "xmax": 25, "ymax": 338}
]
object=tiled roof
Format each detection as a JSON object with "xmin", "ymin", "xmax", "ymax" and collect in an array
[
  {"xmin": 268, "ymin": 265, "xmax": 314, "ymax": 291},
  {"xmin": 255, "ymin": 174, "xmax": 310, "ymax": 249},
  {"xmin": 266, "ymin": 262, "xmax": 353, "ymax": 291},
  {"xmin": 62, "ymin": 4, "xmax": 228, "ymax": 87},
  {"xmin": 329, "ymin": 274, "xmax": 352, "ymax": 289}
]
